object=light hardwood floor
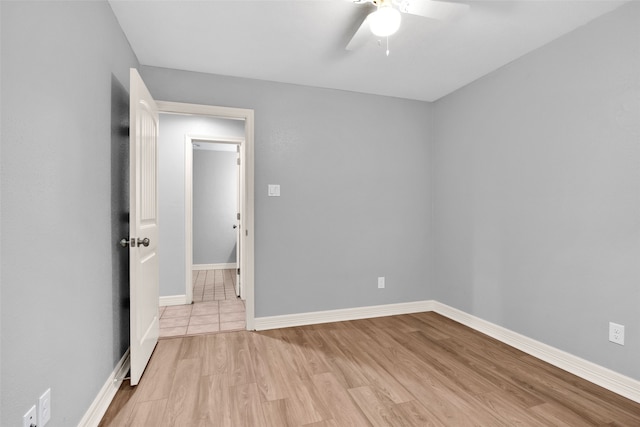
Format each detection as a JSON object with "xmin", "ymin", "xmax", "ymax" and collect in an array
[{"xmin": 100, "ymin": 312, "xmax": 640, "ymax": 426}]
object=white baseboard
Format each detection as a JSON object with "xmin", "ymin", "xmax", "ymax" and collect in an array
[
  {"xmin": 254, "ymin": 300, "xmax": 435, "ymax": 331},
  {"xmin": 192, "ymin": 263, "xmax": 237, "ymax": 271},
  {"xmin": 159, "ymin": 295, "xmax": 187, "ymax": 307},
  {"xmin": 78, "ymin": 348, "xmax": 130, "ymax": 427},
  {"xmin": 431, "ymin": 301, "xmax": 640, "ymax": 404}
]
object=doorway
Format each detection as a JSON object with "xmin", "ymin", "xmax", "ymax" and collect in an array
[
  {"xmin": 187, "ymin": 135, "xmax": 244, "ymax": 303},
  {"xmin": 157, "ymin": 101, "xmax": 255, "ymax": 332}
]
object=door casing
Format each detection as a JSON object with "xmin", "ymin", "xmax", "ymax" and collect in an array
[
  {"xmin": 157, "ymin": 100, "xmax": 255, "ymax": 330},
  {"xmin": 185, "ymin": 134, "xmax": 244, "ymax": 302}
]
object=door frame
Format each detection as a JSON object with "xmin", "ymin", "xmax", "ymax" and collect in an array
[
  {"xmin": 157, "ymin": 100, "xmax": 255, "ymax": 330},
  {"xmin": 185, "ymin": 133, "xmax": 244, "ymax": 303}
]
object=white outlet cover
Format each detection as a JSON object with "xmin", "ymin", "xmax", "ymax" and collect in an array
[
  {"xmin": 23, "ymin": 405, "xmax": 37, "ymax": 427},
  {"xmin": 39, "ymin": 388, "xmax": 51, "ymax": 426},
  {"xmin": 378, "ymin": 277, "xmax": 385, "ymax": 288},
  {"xmin": 609, "ymin": 322, "xmax": 625, "ymax": 345}
]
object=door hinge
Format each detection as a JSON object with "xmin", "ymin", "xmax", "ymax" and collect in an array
[
  {"xmin": 237, "ymin": 157, "xmax": 240, "ymax": 166},
  {"xmin": 237, "ymin": 212, "xmax": 241, "ymax": 220},
  {"xmin": 237, "ymin": 268, "xmax": 240, "ymax": 276}
]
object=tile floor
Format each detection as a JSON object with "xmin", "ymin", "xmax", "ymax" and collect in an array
[{"xmin": 159, "ymin": 268, "xmax": 245, "ymax": 338}]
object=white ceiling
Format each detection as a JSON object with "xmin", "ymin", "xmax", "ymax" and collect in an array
[{"xmin": 109, "ymin": 0, "xmax": 628, "ymax": 102}]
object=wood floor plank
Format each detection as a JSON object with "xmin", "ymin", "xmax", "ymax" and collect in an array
[
  {"xmin": 280, "ymin": 378, "xmax": 329, "ymax": 425},
  {"xmin": 348, "ymin": 385, "xmax": 407, "ymax": 427},
  {"xmin": 276, "ymin": 327, "xmax": 333, "ymax": 377},
  {"xmin": 472, "ymin": 391, "xmax": 557, "ymax": 425},
  {"xmin": 226, "ymin": 330, "xmax": 257, "ymax": 386},
  {"xmin": 133, "ymin": 337, "xmax": 183, "ymax": 402},
  {"xmin": 268, "ymin": 328, "xmax": 315, "ymax": 381},
  {"xmin": 204, "ymin": 332, "xmax": 229, "ymax": 376},
  {"xmin": 229, "ymin": 382, "xmax": 268, "ymax": 426},
  {"xmin": 102, "ymin": 313, "xmax": 640, "ymax": 426},
  {"xmin": 431, "ymin": 334, "xmax": 546, "ymax": 409},
  {"xmin": 125, "ymin": 399, "xmax": 168, "ymax": 427},
  {"xmin": 388, "ymin": 400, "xmax": 448, "ymax": 427},
  {"xmin": 248, "ymin": 331, "xmax": 289, "ymax": 401},
  {"xmin": 163, "ymin": 357, "xmax": 202, "ymax": 426},
  {"xmin": 521, "ymin": 352, "xmax": 640, "ymax": 413},
  {"xmin": 197, "ymin": 374, "xmax": 232, "ymax": 426},
  {"xmin": 513, "ymin": 354, "xmax": 640, "ymax": 425},
  {"xmin": 262, "ymin": 398, "xmax": 296, "ymax": 427},
  {"xmin": 363, "ymin": 329, "xmax": 504, "ymax": 426},
  {"xmin": 296, "ymin": 327, "xmax": 339, "ymax": 375},
  {"xmin": 311, "ymin": 372, "xmax": 372, "ymax": 427},
  {"xmin": 313, "ymin": 329, "xmax": 370, "ymax": 389},
  {"xmin": 179, "ymin": 334, "xmax": 207, "ymax": 360},
  {"xmin": 329, "ymin": 329, "xmax": 415, "ymax": 404},
  {"xmin": 530, "ymin": 401, "xmax": 608, "ymax": 426},
  {"xmin": 97, "ymin": 380, "xmax": 138, "ymax": 426},
  {"xmin": 302, "ymin": 419, "xmax": 340, "ymax": 427},
  {"xmin": 402, "ymin": 313, "xmax": 454, "ymax": 340},
  {"xmin": 394, "ymin": 330, "xmax": 496, "ymax": 397},
  {"xmin": 263, "ymin": 329, "xmax": 330, "ymax": 424}
]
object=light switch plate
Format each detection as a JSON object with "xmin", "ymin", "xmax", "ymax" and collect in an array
[
  {"xmin": 268, "ymin": 184, "xmax": 280, "ymax": 197},
  {"xmin": 23, "ymin": 405, "xmax": 37, "ymax": 427}
]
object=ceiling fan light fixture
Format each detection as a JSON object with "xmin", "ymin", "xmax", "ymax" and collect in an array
[{"xmin": 368, "ymin": 6, "xmax": 401, "ymax": 37}]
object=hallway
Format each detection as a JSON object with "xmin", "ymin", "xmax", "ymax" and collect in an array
[{"xmin": 159, "ymin": 269, "xmax": 245, "ymax": 337}]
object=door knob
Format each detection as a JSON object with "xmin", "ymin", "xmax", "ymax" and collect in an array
[
  {"xmin": 119, "ymin": 238, "xmax": 130, "ymax": 248},
  {"xmin": 137, "ymin": 237, "xmax": 150, "ymax": 247}
]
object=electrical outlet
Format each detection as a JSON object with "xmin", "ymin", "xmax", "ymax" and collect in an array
[
  {"xmin": 378, "ymin": 277, "xmax": 385, "ymax": 289},
  {"xmin": 609, "ymin": 322, "xmax": 625, "ymax": 345},
  {"xmin": 23, "ymin": 405, "xmax": 37, "ymax": 427},
  {"xmin": 39, "ymin": 388, "xmax": 52, "ymax": 426}
]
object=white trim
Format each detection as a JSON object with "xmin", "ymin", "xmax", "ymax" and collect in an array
[
  {"xmin": 254, "ymin": 300, "xmax": 435, "ymax": 331},
  {"xmin": 244, "ymin": 110, "xmax": 255, "ymax": 330},
  {"xmin": 185, "ymin": 133, "xmax": 241, "ymax": 304},
  {"xmin": 190, "ymin": 134, "xmax": 245, "ymax": 145},
  {"xmin": 184, "ymin": 133, "xmax": 193, "ymax": 305},
  {"xmin": 159, "ymin": 295, "xmax": 187, "ymax": 307},
  {"xmin": 156, "ymin": 101, "xmax": 255, "ymax": 330},
  {"xmin": 184, "ymin": 133, "xmax": 243, "ymax": 305},
  {"xmin": 193, "ymin": 263, "xmax": 237, "ymax": 270},
  {"xmin": 78, "ymin": 349, "xmax": 130, "ymax": 427},
  {"xmin": 431, "ymin": 301, "xmax": 640, "ymax": 404}
]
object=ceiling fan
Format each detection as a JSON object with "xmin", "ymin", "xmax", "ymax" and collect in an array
[{"xmin": 346, "ymin": 0, "xmax": 470, "ymax": 52}]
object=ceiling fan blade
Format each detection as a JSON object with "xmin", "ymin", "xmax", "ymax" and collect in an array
[
  {"xmin": 400, "ymin": 0, "xmax": 469, "ymax": 21},
  {"xmin": 346, "ymin": 14, "xmax": 372, "ymax": 51}
]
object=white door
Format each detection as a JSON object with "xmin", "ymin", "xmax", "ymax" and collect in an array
[
  {"xmin": 235, "ymin": 144, "xmax": 242, "ymax": 298},
  {"xmin": 129, "ymin": 68, "xmax": 159, "ymax": 386}
]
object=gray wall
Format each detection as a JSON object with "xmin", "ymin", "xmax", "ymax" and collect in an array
[
  {"xmin": 0, "ymin": 2, "xmax": 138, "ymax": 425},
  {"xmin": 433, "ymin": 2, "xmax": 640, "ymax": 380},
  {"xmin": 143, "ymin": 66, "xmax": 435, "ymax": 315},
  {"xmin": 158, "ymin": 114, "xmax": 244, "ymax": 296},
  {"xmin": 193, "ymin": 149, "xmax": 238, "ymax": 265}
]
